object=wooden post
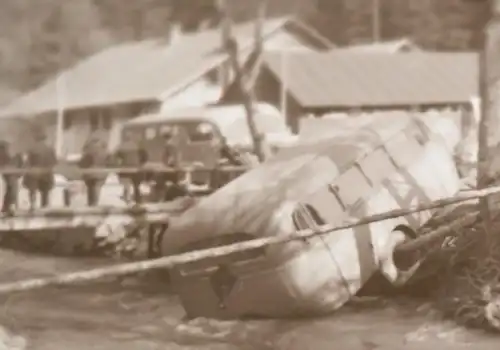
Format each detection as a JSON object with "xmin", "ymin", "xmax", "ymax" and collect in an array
[
  {"xmin": 372, "ymin": 0, "xmax": 381, "ymax": 43},
  {"xmin": 55, "ymin": 74, "xmax": 65, "ymax": 159},
  {"xmin": 477, "ymin": 0, "xmax": 500, "ymax": 241}
]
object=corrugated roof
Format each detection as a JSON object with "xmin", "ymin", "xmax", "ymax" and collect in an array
[
  {"xmin": 0, "ymin": 18, "xmax": 292, "ymax": 118},
  {"xmin": 264, "ymin": 51, "xmax": 478, "ymax": 108},
  {"xmin": 335, "ymin": 38, "xmax": 421, "ymax": 53}
]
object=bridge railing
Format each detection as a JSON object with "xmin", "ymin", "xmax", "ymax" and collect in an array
[{"xmin": 0, "ymin": 165, "xmax": 250, "ymax": 212}]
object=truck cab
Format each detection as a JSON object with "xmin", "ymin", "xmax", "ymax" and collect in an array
[{"xmin": 119, "ymin": 103, "xmax": 297, "ymax": 189}]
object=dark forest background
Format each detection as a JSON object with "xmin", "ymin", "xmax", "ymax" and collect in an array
[{"xmin": 0, "ymin": 0, "xmax": 488, "ymax": 105}]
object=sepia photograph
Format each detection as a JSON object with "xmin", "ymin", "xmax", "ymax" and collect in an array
[{"xmin": 0, "ymin": 0, "xmax": 496, "ymax": 348}]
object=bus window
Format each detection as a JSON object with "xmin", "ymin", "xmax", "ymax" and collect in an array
[
  {"xmin": 292, "ymin": 206, "xmax": 310, "ymax": 230},
  {"xmin": 333, "ymin": 167, "xmax": 372, "ymax": 209},
  {"xmin": 384, "ymin": 132, "xmax": 423, "ymax": 169},
  {"xmin": 186, "ymin": 122, "xmax": 215, "ymax": 143},
  {"xmin": 306, "ymin": 188, "xmax": 344, "ymax": 224},
  {"xmin": 292, "ymin": 204, "xmax": 327, "ymax": 230},
  {"xmin": 358, "ymin": 148, "xmax": 397, "ymax": 185},
  {"xmin": 304, "ymin": 204, "xmax": 326, "ymax": 226}
]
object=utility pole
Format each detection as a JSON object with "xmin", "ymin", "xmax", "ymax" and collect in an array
[
  {"xmin": 55, "ymin": 7, "xmax": 66, "ymax": 160},
  {"xmin": 477, "ymin": 0, "xmax": 500, "ymax": 241},
  {"xmin": 372, "ymin": 0, "xmax": 381, "ymax": 42},
  {"xmin": 55, "ymin": 74, "xmax": 65, "ymax": 159}
]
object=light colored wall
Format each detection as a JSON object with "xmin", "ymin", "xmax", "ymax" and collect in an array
[
  {"xmin": 42, "ymin": 102, "xmax": 160, "ymax": 158},
  {"xmin": 43, "ymin": 111, "xmax": 92, "ymax": 157}
]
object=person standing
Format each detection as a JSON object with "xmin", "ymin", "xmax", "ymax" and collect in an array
[
  {"xmin": 24, "ymin": 135, "xmax": 57, "ymax": 208},
  {"xmin": 80, "ymin": 133, "xmax": 107, "ymax": 206},
  {"xmin": 115, "ymin": 135, "xmax": 148, "ymax": 203},
  {"xmin": 0, "ymin": 140, "xmax": 14, "ymax": 214},
  {"xmin": 153, "ymin": 139, "xmax": 182, "ymax": 201}
]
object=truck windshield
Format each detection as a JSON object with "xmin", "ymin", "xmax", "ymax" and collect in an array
[
  {"xmin": 159, "ymin": 125, "xmax": 176, "ymax": 142},
  {"xmin": 185, "ymin": 122, "xmax": 215, "ymax": 143}
]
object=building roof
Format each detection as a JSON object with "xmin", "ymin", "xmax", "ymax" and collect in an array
[
  {"xmin": 263, "ymin": 51, "xmax": 478, "ymax": 108},
  {"xmin": 0, "ymin": 17, "xmax": 329, "ymax": 118},
  {"xmin": 335, "ymin": 38, "xmax": 421, "ymax": 53}
]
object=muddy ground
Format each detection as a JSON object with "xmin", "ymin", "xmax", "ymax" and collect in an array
[{"xmin": 0, "ymin": 250, "xmax": 497, "ymax": 350}]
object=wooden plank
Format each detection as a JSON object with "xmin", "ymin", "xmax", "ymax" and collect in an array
[
  {"xmin": 0, "ymin": 165, "xmax": 250, "ymax": 176},
  {"xmin": 0, "ymin": 198, "xmax": 196, "ymax": 231}
]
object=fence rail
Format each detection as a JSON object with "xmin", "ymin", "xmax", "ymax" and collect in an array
[
  {"xmin": 1, "ymin": 199, "xmax": 196, "ymax": 218},
  {"xmin": 0, "ymin": 165, "xmax": 249, "ymax": 176},
  {"xmin": 0, "ymin": 182, "xmax": 498, "ymax": 294},
  {"xmin": 0, "ymin": 164, "xmax": 249, "ymax": 209},
  {"xmin": 1, "ymin": 182, "xmax": 498, "ymax": 220}
]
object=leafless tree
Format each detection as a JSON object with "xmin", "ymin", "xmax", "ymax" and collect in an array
[{"xmin": 216, "ymin": 0, "xmax": 268, "ymax": 162}]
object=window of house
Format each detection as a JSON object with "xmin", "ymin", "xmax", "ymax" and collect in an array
[
  {"xmin": 101, "ymin": 110, "xmax": 112, "ymax": 130},
  {"xmin": 89, "ymin": 111, "xmax": 99, "ymax": 131},
  {"xmin": 62, "ymin": 114, "xmax": 72, "ymax": 130},
  {"xmin": 129, "ymin": 103, "xmax": 144, "ymax": 117}
]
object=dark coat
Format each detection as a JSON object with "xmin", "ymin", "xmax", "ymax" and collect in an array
[
  {"xmin": 116, "ymin": 140, "xmax": 144, "ymax": 166},
  {"xmin": 162, "ymin": 143, "xmax": 178, "ymax": 167},
  {"xmin": 0, "ymin": 143, "xmax": 10, "ymax": 168},
  {"xmin": 220, "ymin": 144, "xmax": 244, "ymax": 166},
  {"xmin": 115, "ymin": 140, "xmax": 148, "ymax": 181},
  {"xmin": 23, "ymin": 143, "xmax": 56, "ymax": 190},
  {"xmin": 80, "ymin": 138, "xmax": 108, "ymax": 182},
  {"xmin": 0, "ymin": 142, "xmax": 14, "ymax": 186}
]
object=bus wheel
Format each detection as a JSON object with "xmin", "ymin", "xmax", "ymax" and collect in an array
[{"xmin": 380, "ymin": 226, "xmax": 422, "ymax": 287}]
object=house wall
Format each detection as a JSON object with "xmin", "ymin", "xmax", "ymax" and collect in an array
[
  {"xmin": 42, "ymin": 101, "xmax": 160, "ymax": 158},
  {"xmin": 42, "ymin": 70, "xmax": 222, "ymax": 158},
  {"xmin": 221, "ymin": 65, "xmax": 304, "ymax": 134}
]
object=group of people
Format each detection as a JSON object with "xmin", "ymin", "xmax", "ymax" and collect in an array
[
  {"xmin": 0, "ymin": 135, "xmax": 57, "ymax": 214},
  {"xmin": 0, "ymin": 130, "xmax": 252, "ymax": 214},
  {"xmin": 79, "ymin": 132, "xmax": 185, "ymax": 205}
]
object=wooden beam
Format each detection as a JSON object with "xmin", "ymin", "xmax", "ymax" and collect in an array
[
  {"xmin": 0, "ymin": 165, "xmax": 249, "ymax": 176},
  {"xmin": 477, "ymin": 0, "xmax": 500, "ymax": 241}
]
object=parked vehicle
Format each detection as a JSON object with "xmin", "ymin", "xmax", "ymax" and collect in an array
[{"xmin": 119, "ymin": 103, "xmax": 297, "ymax": 189}]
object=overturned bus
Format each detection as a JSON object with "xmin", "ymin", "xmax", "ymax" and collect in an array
[{"xmin": 159, "ymin": 110, "xmax": 465, "ymax": 319}]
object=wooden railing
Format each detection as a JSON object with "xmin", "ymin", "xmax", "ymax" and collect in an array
[{"xmin": 0, "ymin": 164, "xmax": 250, "ymax": 215}]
